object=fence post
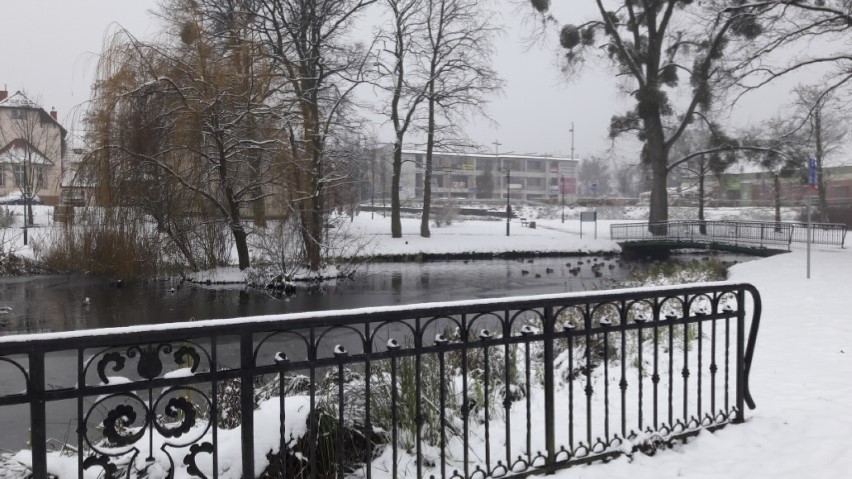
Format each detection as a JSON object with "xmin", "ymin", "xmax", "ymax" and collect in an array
[
  {"xmin": 240, "ymin": 333, "xmax": 255, "ymax": 478},
  {"xmin": 29, "ymin": 351, "xmax": 47, "ymax": 478},
  {"xmin": 543, "ymin": 305, "xmax": 556, "ymax": 469},
  {"xmin": 734, "ymin": 289, "xmax": 746, "ymax": 424}
]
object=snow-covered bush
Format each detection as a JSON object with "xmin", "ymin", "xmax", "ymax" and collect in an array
[{"xmin": 0, "ymin": 207, "xmax": 14, "ymax": 228}]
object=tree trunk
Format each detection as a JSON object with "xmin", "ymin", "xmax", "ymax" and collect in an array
[
  {"xmin": 647, "ymin": 139, "xmax": 669, "ymax": 234},
  {"xmin": 231, "ymin": 223, "xmax": 251, "ymax": 270},
  {"xmin": 303, "ymin": 146, "xmax": 325, "ymax": 271},
  {"xmin": 391, "ymin": 142, "xmax": 403, "ymax": 238},
  {"xmin": 224, "ymin": 190, "xmax": 251, "ymax": 270},
  {"xmin": 643, "ymin": 107, "xmax": 669, "ymax": 234},
  {"xmin": 420, "ymin": 95, "xmax": 436, "ymax": 237},
  {"xmin": 773, "ymin": 174, "xmax": 781, "ymax": 223},
  {"xmin": 698, "ymin": 171, "xmax": 706, "ymax": 234}
]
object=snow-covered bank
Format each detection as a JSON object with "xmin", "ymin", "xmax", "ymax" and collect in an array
[
  {"xmin": 341, "ymin": 215, "xmax": 620, "ymax": 258},
  {"xmin": 551, "ymin": 244, "xmax": 852, "ymax": 478}
]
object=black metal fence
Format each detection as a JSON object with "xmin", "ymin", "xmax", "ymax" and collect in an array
[
  {"xmin": 610, "ymin": 220, "xmax": 794, "ymax": 250},
  {"xmin": 784, "ymin": 221, "xmax": 847, "ymax": 247},
  {"xmin": 0, "ymin": 283, "xmax": 761, "ymax": 478}
]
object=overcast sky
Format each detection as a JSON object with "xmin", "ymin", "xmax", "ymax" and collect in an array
[{"xmin": 4, "ymin": 1, "xmax": 809, "ymax": 164}]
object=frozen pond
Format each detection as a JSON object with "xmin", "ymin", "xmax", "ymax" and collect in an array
[{"xmin": 0, "ymin": 254, "xmax": 752, "ymax": 335}]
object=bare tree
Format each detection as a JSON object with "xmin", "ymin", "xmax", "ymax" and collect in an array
[
  {"xmin": 253, "ymin": 0, "xmax": 376, "ymax": 269},
  {"xmin": 742, "ymin": 117, "xmax": 807, "ymax": 223},
  {"xmin": 790, "ymin": 85, "xmax": 848, "ymax": 222},
  {"xmin": 727, "ymin": 2, "xmax": 852, "ymax": 101},
  {"xmin": 419, "ymin": 0, "xmax": 502, "ymax": 237},
  {"xmin": 375, "ymin": 0, "xmax": 428, "ymax": 239},
  {"xmin": 577, "ymin": 157, "xmax": 611, "ymax": 197},
  {"xmin": 528, "ymin": 1, "xmax": 772, "ymax": 230}
]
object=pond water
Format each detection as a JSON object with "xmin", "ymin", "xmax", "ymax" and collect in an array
[{"xmin": 0, "ymin": 254, "xmax": 753, "ymax": 335}]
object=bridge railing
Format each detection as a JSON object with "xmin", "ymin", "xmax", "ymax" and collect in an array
[
  {"xmin": 784, "ymin": 222, "xmax": 847, "ymax": 247},
  {"xmin": 611, "ymin": 220, "xmax": 794, "ymax": 250},
  {"xmin": 612, "ymin": 220, "xmax": 847, "ymax": 249},
  {"xmin": 0, "ymin": 283, "xmax": 762, "ymax": 478}
]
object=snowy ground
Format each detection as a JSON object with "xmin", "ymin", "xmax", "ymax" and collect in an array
[
  {"xmin": 550, "ymin": 243, "xmax": 852, "ymax": 478},
  {"xmin": 0, "ymin": 204, "xmax": 806, "ymax": 265}
]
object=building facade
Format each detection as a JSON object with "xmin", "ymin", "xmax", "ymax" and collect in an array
[
  {"xmin": 374, "ymin": 148, "xmax": 579, "ymax": 204},
  {"xmin": 679, "ymin": 164, "xmax": 852, "ymax": 207},
  {"xmin": 0, "ymin": 90, "xmax": 66, "ymax": 205}
]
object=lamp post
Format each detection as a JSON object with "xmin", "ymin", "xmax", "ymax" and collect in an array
[
  {"xmin": 506, "ymin": 168, "xmax": 511, "ymax": 236},
  {"xmin": 560, "ymin": 174, "xmax": 565, "ymax": 223},
  {"xmin": 494, "ymin": 139, "xmax": 509, "ymax": 236}
]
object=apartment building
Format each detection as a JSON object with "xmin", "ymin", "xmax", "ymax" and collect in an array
[{"xmin": 373, "ymin": 148, "xmax": 579, "ymax": 203}]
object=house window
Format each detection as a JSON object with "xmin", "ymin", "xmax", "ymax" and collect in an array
[
  {"xmin": 37, "ymin": 167, "xmax": 45, "ymax": 188},
  {"xmin": 12, "ymin": 165, "xmax": 25, "ymax": 185},
  {"xmin": 11, "ymin": 109, "xmax": 27, "ymax": 120},
  {"xmin": 526, "ymin": 159, "xmax": 543, "ymax": 171},
  {"xmin": 0, "ymin": 170, "xmax": 4, "ymax": 186}
]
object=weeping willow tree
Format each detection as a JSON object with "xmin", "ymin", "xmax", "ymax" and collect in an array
[{"xmin": 83, "ymin": 0, "xmax": 284, "ymax": 271}]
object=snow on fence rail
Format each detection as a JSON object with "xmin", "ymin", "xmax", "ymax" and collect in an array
[{"xmin": 0, "ymin": 283, "xmax": 762, "ymax": 478}]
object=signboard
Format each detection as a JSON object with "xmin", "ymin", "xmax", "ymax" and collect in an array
[
  {"xmin": 808, "ymin": 157, "xmax": 817, "ymax": 189},
  {"xmin": 509, "ymin": 183, "xmax": 523, "ymax": 190},
  {"xmin": 580, "ymin": 211, "xmax": 597, "ymax": 239},
  {"xmin": 591, "ymin": 183, "xmax": 598, "ymax": 192}
]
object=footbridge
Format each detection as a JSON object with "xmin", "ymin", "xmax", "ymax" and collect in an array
[{"xmin": 611, "ymin": 220, "xmax": 847, "ymax": 256}]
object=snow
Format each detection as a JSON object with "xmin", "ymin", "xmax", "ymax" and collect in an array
[{"xmin": 336, "ymin": 214, "xmax": 621, "ymax": 257}]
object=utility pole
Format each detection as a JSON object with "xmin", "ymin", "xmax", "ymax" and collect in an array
[
  {"xmin": 570, "ymin": 122, "xmax": 575, "ymax": 163},
  {"xmin": 561, "ymin": 174, "xmax": 565, "ymax": 223},
  {"xmin": 494, "ymin": 139, "xmax": 508, "ymax": 236}
]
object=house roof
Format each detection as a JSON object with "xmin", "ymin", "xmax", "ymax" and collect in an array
[
  {"xmin": 0, "ymin": 138, "xmax": 54, "ymax": 165},
  {"xmin": 0, "ymin": 91, "xmax": 67, "ymax": 137}
]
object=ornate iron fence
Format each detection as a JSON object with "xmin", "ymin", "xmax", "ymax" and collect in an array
[{"xmin": 0, "ymin": 283, "xmax": 761, "ymax": 478}]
